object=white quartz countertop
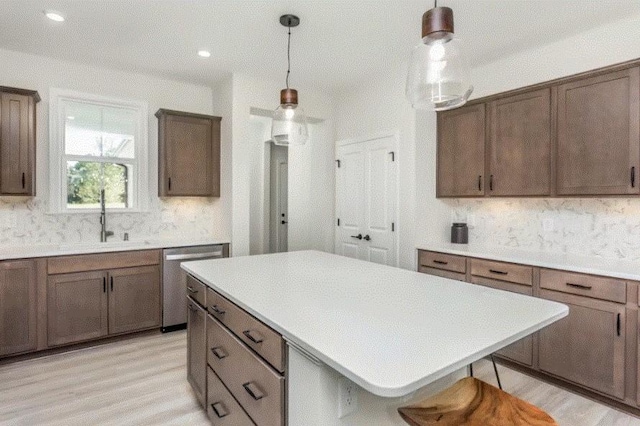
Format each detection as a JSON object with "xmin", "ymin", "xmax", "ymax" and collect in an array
[
  {"xmin": 0, "ymin": 238, "xmax": 230, "ymax": 261},
  {"xmin": 181, "ymin": 250, "xmax": 568, "ymax": 398},
  {"xmin": 417, "ymin": 242, "xmax": 640, "ymax": 282}
]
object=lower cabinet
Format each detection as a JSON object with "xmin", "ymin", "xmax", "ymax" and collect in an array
[
  {"xmin": 0, "ymin": 260, "xmax": 37, "ymax": 356},
  {"xmin": 539, "ymin": 289, "xmax": 626, "ymax": 400},
  {"xmin": 471, "ymin": 276, "xmax": 533, "ymax": 366},
  {"xmin": 48, "ymin": 266, "xmax": 161, "ymax": 347},
  {"xmin": 48, "ymin": 271, "xmax": 109, "ymax": 347},
  {"xmin": 187, "ymin": 296, "xmax": 207, "ymax": 407},
  {"xmin": 108, "ymin": 266, "xmax": 160, "ymax": 334}
]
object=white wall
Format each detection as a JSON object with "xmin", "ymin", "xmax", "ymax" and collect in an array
[
  {"xmin": 336, "ymin": 13, "xmax": 640, "ymax": 264},
  {"xmin": 230, "ymin": 73, "xmax": 335, "ymax": 256},
  {"xmin": 0, "ymin": 47, "xmax": 230, "ymax": 245}
]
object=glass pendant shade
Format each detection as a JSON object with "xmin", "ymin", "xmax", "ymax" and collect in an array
[
  {"xmin": 271, "ymin": 88, "xmax": 308, "ymax": 146},
  {"xmin": 406, "ymin": 6, "xmax": 473, "ymax": 111}
]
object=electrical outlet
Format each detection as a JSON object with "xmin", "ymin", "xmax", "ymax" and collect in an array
[
  {"xmin": 338, "ymin": 377, "xmax": 358, "ymax": 418},
  {"xmin": 467, "ymin": 213, "xmax": 476, "ymax": 228}
]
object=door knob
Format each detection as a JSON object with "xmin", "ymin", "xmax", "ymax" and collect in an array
[
  {"xmin": 351, "ymin": 234, "xmax": 363, "ymax": 240},
  {"xmin": 363, "ymin": 235, "xmax": 371, "ymax": 241},
  {"xmin": 281, "ymin": 220, "xmax": 288, "ymax": 224}
]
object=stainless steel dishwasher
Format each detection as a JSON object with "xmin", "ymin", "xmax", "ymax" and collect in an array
[{"xmin": 162, "ymin": 244, "xmax": 228, "ymax": 332}]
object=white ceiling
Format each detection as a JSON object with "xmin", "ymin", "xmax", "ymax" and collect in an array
[{"xmin": 1, "ymin": 1, "xmax": 639, "ymax": 92}]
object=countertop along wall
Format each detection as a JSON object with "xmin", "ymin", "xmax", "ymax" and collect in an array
[
  {"xmin": 337, "ymin": 13, "xmax": 640, "ymax": 266},
  {"xmin": 0, "ymin": 47, "xmax": 230, "ymax": 246}
]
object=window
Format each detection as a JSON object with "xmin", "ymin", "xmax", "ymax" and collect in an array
[{"xmin": 49, "ymin": 89, "xmax": 148, "ymax": 213}]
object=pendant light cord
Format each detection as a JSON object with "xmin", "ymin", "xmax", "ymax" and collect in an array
[{"xmin": 286, "ymin": 26, "xmax": 291, "ymax": 89}]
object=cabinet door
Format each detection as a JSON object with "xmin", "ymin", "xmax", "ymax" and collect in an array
[
  {"xmin": 471, "ymin": 277, "xmax": 533, "ymax": 366},
  {"xmin": 0, "ymin": 92, "xmax": 35, "ymax": 195},
  {"xmin": 489, "ymin": 89, "xmax": 552, "ymax": 196},
  {"xmin": 47, "ymin": 271, "xmax": 108, "ymax": 347},
  {"xmin": 557, "ymin": 68, "xmax": 640, "ymax": 195},
  {"xmin": 159, "ymin": 112, "xmax": 220, "ymax": 197},
  {"xmin": 0, "ymin": 260, "xmax": 37, "ymax": 356},
  {"xmin": 108, "ymin": 266, "xmax": 160, "ymax": 335},
  {"xmin": 437, "ymin": 103, "xmax": 486, "ymax": 197},
  {"xmin": 187, "ymin": 297, "xmax": 207, "ymax": 407},
  {"xmin": 539, "ymin": 290, "xmax": 625, "ymax": 399}
]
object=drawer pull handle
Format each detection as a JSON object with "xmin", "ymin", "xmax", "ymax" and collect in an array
[
  {"xmin": 243, "ymin": 382, "xmax": 265, "ymax": 401},
  {"xmin": 617, "ymin": 313, "xmax": 621, "ymax": 337},
  {"xmin": 210, "ymin": 305, "xmax": 226, "ymax": 315},
  {"xmin": 211, "ymin": 402, "xmax": 228, "ymax": 418},
  {"xmin": 243, "ymin": 330, "xmax": 264, "ymax": 344},
  {"xmin": 433, "ymin": 260, "xmax": 448, "ymax": 265},
  {"xmin": 186, "ymin": 286, "xmax": 198, "ymax": 294},
  {"xmin": 489, "ymin": 269, "xmax": 508, "ymax": 275},
  {"xmin": 211, "ymin": 346, "xmax": 228, "ymax": 360},
  {"xmin": 566, "ymin": 282, "xmax": 592, "ymax": 290}
]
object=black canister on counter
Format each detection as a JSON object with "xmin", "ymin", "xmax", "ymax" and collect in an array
[{"xmin": 451, "ymin": 223, "xmax": 468, "ymax": 244}]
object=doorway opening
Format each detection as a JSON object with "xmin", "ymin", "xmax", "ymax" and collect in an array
[{"xmin": 269, "ymin": 144, "xmax": 288, "ymax": 253}]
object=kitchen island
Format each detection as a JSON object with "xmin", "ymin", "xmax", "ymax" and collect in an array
[{"xmin": 182, "ymin": 250, "xmax": 568, "ymax": 425}]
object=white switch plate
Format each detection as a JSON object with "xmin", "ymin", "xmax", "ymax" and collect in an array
[{"xmin": 338, "ymin": 376, "xmax": 358, "ymax": 418}]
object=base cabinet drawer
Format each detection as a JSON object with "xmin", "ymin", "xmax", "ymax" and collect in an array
[
  {"xmin": 186, "ymin": 275, "xmax": 207, "ymax": 307},
  {"xmin": 539, "ymin": 290, "xmax": 625, "ymax": 400},
  {"xmin": 207, "ymin": 287, "xmax": 285, "ymax": 373},
  {"xmin": 208, "ymin": 315, "xmax": 284, "ymax": 426},
  {"xmin": 418, "ymin": 250, "xmax": 466, "ymax": 274},
  {"xmin": 207, "ymin": 367, "xmax": 255, "ymax": 426},
  {"xmin": 470, "ymin": 258, "xmax": 532, "ymax": 286}
]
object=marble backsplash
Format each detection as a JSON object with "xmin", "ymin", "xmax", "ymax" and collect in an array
[
  {"xmin": 449, "ymin": 198, "xmax": 640, "ymax": 261},
  {"xmin": 0, "ymin": 196, "xmax": 223, "ymax": 246}
]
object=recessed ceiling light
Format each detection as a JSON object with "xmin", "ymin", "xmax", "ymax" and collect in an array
[
  {"xmin": 44, "ymin": 11, "xmax": 65, "ymax": 22},
  {"xmin": 197, "ymin": 50, "xmax": 211, "ymax": 58}
]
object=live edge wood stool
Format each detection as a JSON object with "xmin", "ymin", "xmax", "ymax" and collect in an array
[{"xmin": 398, "ymin": 377, "xmax": 558, "ymax": 426}]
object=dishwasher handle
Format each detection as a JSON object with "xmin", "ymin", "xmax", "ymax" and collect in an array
[{"xmin": 165, "ymin": 251, "xmax": 223, "ymax": 261}]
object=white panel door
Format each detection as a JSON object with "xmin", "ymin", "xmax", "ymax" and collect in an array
[
  {"xmin": 335, "ymin": 144, "xmax": 366, "ymax": 260},
  {"xmin": 336, "ymin": 136, "xmax": 397, "ymax": 266}
]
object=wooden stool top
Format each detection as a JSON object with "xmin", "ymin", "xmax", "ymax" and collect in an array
[{"xmin": 398, "ymin": 377, "xmax": 558, "ymax": 426}]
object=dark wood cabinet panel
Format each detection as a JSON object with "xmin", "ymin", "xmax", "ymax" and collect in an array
[
  {"xmin": 157, "ymin": 109, "xmax": 221, "ymax": 197},
  {"xmin": 47, "ymin": 271, "xmax": 109, "ymax": 347},
  {"xmin": 187, "ymin": 296, "xmax": 207, "ymax": 407},
  {"xmin": 437, "ymin": 104, "xmax": 486, "ymax": 197},
  {"xmin": 470, "ymin": 276, "xmax": 534, "ymax": 366},
  {"xmin": 0, "ymin": 89, "xmax": 38, "ymax": 196},
  {"xmin": 108, "ymin": 266, "xmax": 160, "ymax": 335},
  {"xmin": 488, "ymin": 89, "xmax": 552, "ymax": 196},
  {"xmin": 0, "ymin": 260, "xmax": 37, "ymax": 356},
  {"xmin": 539, "ymin": 290, "xmax": 625, "ymax": 400},
  {"xmin": 556, "ymin": 68, "xmax": 640, "ymax": 195}
]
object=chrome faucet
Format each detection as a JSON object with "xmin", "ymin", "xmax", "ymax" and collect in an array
[{"xmin": 100, "ymin": 189, "xmax": 114, "ymax": 242}]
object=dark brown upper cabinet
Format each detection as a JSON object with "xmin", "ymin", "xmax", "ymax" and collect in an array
[
  {"xmin": 0, "ymin": 87, "xmax": 39, "ymax": 196},
  {"xmin": 488, "ymin": 88, "xmax": 552, "ymax": 196},
  {"xmin": 437, "ymin": 103, "xmax": 486, "ymax": 197},
  {"xmin": 436, "ymin": 61, "xmax": 640, "ymax": 198},
  {"xmin": 556, "ymin": 68, "xmax": 640, "ymax": 196},
  {"xmin": 157, "ymin": 109, "xmax": 221, "ymax": 197}
]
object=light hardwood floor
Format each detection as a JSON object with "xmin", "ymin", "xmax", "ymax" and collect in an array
[{"xmin": 0, "ymin": 331, "xmax": 638, "ymax": 425}]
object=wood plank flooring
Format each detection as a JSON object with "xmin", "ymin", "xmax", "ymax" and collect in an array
[{"xmin": 0, "ymin": 331, "xmax": 638, "ymax": 425}]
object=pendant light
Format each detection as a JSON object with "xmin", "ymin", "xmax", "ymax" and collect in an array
[
  {"xmin": 406, "ymin": 0, "xmax": 473, "ymax": 111},
  {"xmin": 271, "ymin": 14, "xmax": 309, "ymax": 146}
]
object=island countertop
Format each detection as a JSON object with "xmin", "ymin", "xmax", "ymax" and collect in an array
[{"xmin": 182, "ymin": 250, "xmax": 568, "ymax": 398}]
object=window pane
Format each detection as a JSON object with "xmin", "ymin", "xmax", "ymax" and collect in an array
[
  {"xmin": 64, "ymin": 101, "xmax": 136, "ymax": 159},
  {"xmin": 67, "ymin": 161, "xmax": 130, "ymax": 209},
  {"xmin": 65, "ymin": 101, "xmax": 102, "ymax": 157}
]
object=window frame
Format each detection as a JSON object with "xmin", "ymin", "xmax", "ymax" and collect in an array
[{"xmin": 49, "ymin": 88, "xmax": 149, "ymax": 213}]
